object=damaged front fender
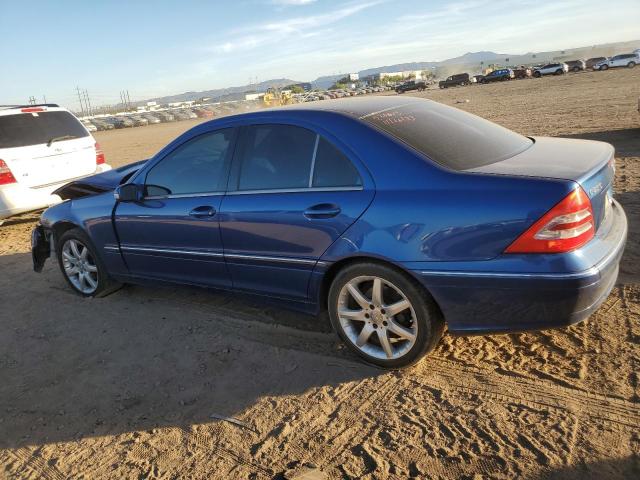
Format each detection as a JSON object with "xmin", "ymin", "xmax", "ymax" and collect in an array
[{"xmin": 53, "ymin": 159, "xmax": 148, "ymax": 200}]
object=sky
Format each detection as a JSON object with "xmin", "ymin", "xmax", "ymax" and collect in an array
[{"xmin": 1, "ymin": 0, "xmax": 638, "ymax": 107}]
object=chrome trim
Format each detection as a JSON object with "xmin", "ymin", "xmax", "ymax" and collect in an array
[
  {"xmin": 119, "ymin": 246, "xmax": 320, "ymax": 266},
  {"xmin": 418, "ymin": 269, "xmax": 598, "ymax": 280},
  {"xmin": 227, "ymin": 186, "xmax": 363, "ymax": 195},
  {"xmin": 103, "ymin": 245, "xmax": 120, "ymax": 252},
  {"xmin": 225, "ymin": 253, "xmax": 317, "ymax": 265},
  {"xmin": 120, "ymin": 246, "xmax": 224, "ymax": 258},
  {"xmin": 144, "ymin": 191, "xmax": 224, "ymax": 200},
  {"xmin": 308, "ymin": 134, "xmax": 320, "ymax": 188}
]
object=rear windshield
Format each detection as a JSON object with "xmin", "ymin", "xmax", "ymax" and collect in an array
[
  {"xmin": 363, "ymin": 101, "xmax": 532, "ymax": 170},
  {"xmin": 0, "ymin": 110, "xmax": 89, "ymax": 149}
]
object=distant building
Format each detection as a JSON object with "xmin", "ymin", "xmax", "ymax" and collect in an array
[{"xmin": 348, "ymin": 73, "xmax": 359, "ymax": 81}]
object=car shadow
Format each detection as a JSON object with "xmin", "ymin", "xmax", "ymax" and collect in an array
[
  {"xmin": 556, "ymin": 128, "xmax": 640, "ymax": 157},
  {"xmin": 0, "ymin": 252, "xmax": 382, "ymax": 450}
]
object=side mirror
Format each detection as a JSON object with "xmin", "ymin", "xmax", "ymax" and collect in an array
[{"xmin": 114, "ymin": 183, "xmax": 141, "ymax": 202}]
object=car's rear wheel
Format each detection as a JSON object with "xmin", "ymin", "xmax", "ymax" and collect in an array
[
  {"xmin": 328, "ymin": 263, "xmax": 443, "ymax": 368},
  {"xmin": 56, "ymin": 228, "xmax": 121, "ymax": 297},
  {"xmin": 572, "ymin": 66, "xmax": 580, "ymax": 72},
  {"xmin": 628, "ymin": 62, "xmax": 636, "ymax": 68}
]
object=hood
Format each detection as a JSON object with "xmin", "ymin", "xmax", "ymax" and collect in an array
[{"xmin": 53, "ymin": 159, "xmax": 147, "ymax": 200}]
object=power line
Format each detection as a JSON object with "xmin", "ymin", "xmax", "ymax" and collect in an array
[{"xmin": 76, "ymin": 86, "xmax": 85, "ymax": 116}]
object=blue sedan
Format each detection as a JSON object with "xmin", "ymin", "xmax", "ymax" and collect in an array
[{"xmin": 32, "ymin": 97, "xmax": 627, "ymax": 368}]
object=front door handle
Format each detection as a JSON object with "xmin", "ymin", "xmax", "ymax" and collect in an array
[
  {"xmin": 189, "ymin": 206, "xmax": 216, "ymax": 218},
  {"xmin": 303, "ymin": 203, "xmax": 341, "ymax": 219}
]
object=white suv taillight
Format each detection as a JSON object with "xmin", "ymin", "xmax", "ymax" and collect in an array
[
  {"xmin": 0, "ymin": 159, "xmax": 17, "ymax": 185},
  {"xmin": 95, "ymin": 142, "xmax": 105, "ymax": 165}
]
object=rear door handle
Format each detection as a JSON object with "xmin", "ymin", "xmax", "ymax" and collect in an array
[
  {"xmin": 189, "ymin": 206, "xmax": 216, "ymax": 218},
  {"xmin": 303, "ymin": 203, "xmax": 341, "ymax": 219}
]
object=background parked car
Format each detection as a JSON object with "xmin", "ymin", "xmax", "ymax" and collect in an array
[
  {"xmin": 80, "ymin": 119, "xmax": 97, "ymax": 132},
  {"xmin": 0, "ymin": 104, "xmax": 111, "ymax": 221},
  {"xmin": 90, "ymin": 119, "xmax": 114, "ymax": 131},
  {"xmin": 533, "ymin": 63, "xmax": 569, "ymax": 77},
  {"xmin": 396, "ymin": 80, "xmax": 427, "ymax": 93},
  {"xmin": 594, "ymin": 53, "xmax": 638, "ymax": 70},
  {"xmin": 439, "ymin": 73, "xmax": 470, "ymax": 88},
  {"xmin": 141, "ymin": 114, "xmax": 161, "ymax": 124},
  {"xmin": 565, "ymin": 60, "xmax": 586, "ymax": 72},
  {"xmin": 586, "ymin": 57, "xmax": 607, "ymax": 69},
  {"xmin": 479, "ymin": 68, "xmax": 514, "ymax": 83},
  {"xmin": 512, "ymin": 67, "xmax": 532, "ymax": 79},
  {"xmin": 129, "ymin": 115, "xmax": 149, "ymax": 127},
  {"xmin": 155, "ymin": 112, "xmax": 175, "ymax": 122}
]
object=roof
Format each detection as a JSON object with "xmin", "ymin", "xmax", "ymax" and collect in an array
[
  {"xmin": 268, "ymin": 96, "xmax": 429, "ymax": 120},
  {"xmin": 0, "ymin": 103, "xmax": 60, "ymax": 111}
]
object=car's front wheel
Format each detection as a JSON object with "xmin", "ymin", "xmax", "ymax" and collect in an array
[
  {"xmin": 600, "ymin": 64, "xmax": 609, "ymax": 70},
  {"xmin": 328, "ymin": 263, "xmax": 444, "ymax": 368},
  {"xmin": 628, "ymin": 61, "xmax": 636, "ymax": 68},
  {"xmin": 56, "ymin": 228, "xmax": 121, "ymax": 297}
]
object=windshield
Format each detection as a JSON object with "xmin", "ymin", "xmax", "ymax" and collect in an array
[
  {"xmin": 0, "ymin": 110, "xmax": 89, "ymax": 149},
  {"xmin": 363, "ymin": 101, "xmax": 533, "ymax": 171}
]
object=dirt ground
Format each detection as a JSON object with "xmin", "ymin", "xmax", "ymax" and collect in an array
[{"xmin": 1, "ymin": 68, "xmax": 639, "ymax": 480}]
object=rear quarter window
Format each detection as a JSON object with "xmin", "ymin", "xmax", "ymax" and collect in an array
[
  {"xmin": 0, "ymin": 111, "xmax": 89, "ymax": 148},
  {"xmin": 363, "ymin": 101, "xmax": 532, "ymax": 171}
]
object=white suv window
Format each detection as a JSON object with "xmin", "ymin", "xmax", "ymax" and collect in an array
[{"xmin": 0, "ymin": 111, "xmax": 89, "ymax": 149}]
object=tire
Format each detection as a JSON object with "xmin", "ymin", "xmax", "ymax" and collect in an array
[
  {"xmin": 328, "ymin": 262, "xmax": 444, "ymax": 368},
  {"xmin": 572, "ymin": 66, "xmax": 580, "ymax": 72},
  {"xmin": 56, "ymin": 228, "xmax": 121, "ymax": 298},
  {"xmin": 600, "ymin": 64, "xmax": 609, "ymax": 71},
  {"xmin": 628, "ymin": 62, "xmax": 636, "ymax": 68},
  {"xmin": 555, "ymin": 69, "xmax": 563, "ymax": 75},
  {"xmin": 533, "ymin": 71, "xmax": 541, "ymax": 78}
]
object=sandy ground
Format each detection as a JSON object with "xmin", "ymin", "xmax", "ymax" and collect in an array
[{"xmin": 1, "ymin": 68, "xmax": 639, "ymax": 479}]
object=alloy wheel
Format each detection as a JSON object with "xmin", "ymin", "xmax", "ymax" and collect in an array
[
  {"xmin": 337, "ymin": 276, "xmax": 417, "ymax": 360},
  {"xmin": 61, "ymin": 239, "xmax": 99, "ymax": 294}
]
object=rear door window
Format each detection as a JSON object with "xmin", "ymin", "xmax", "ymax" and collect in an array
[
  {"xmin": 236, "ymin": 125, "xmax": 317, "ymax": 190},
  {"xmin": 312, "ymin": 137, "xmax": 362, "ymax": 188},
  {"xmin": 363, "ymin": 100, "xmax": 532, "ymax": 171},
  {"xmin": 0, "ymin": 111, "xmax": 89, "ymax": 149}
]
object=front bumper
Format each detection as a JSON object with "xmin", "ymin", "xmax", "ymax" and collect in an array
[
  {"xmin": 0, "ymin": 164, "xmax": 112, "ymax": 220},
  {"xmin": 411, "ymin": 200, "xmax": 628, "ymax": 335},
  {"xmin": 32, "ymin": 224, "xmax": 51, "ymax": 272}
]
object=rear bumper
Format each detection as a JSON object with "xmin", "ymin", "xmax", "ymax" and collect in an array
[
  {"xmin": 410, "ymin": 200, "xmax": 627, "ymax": 335},
  {"xmin": 0, "ymin": 164, "xmax": 111, "ymax": 220}
]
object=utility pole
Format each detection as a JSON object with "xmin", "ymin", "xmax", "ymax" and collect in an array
[
  {"xmin": 126, "ymin": 90, "xmax": 131, "ymax": 110},
  {"xmin": 76, "ymin": 86, "xmax": 85, "ymax": 116},
  {"xmin": 83, "ymin": 90, "xmax": 92, "ymax": 117},
  {"xmin": 28, "ymin": 96, "xmax": 37, "ymax": 105},
  {"xmin": 42, "ymin": 95, "xmax": 47, "ymax": 103}
]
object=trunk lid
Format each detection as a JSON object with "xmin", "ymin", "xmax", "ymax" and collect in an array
[
  {"xmin": 1, "ymin": 138, "xmax": 97, "ymax": 187},
  {"xmin": 466, "ymin": 136, "xmax": 615, "ymax": 231}
]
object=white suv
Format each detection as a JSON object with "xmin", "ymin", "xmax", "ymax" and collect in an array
[
  {"xmin": 595, "ymin": 53, "xmax": 638, "ymax": 70},
  {"xmin": 533, "ymin": 63, "xmax": 569, "ymax": 77},
  {"xmin": 0, "ymin": 104, "xmax": 111, "ymax": 222}
]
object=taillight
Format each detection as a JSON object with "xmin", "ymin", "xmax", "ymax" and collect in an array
[
  {"xmin": 95, "ymin": 142, "xmax": 105, "ymax": 165},
  {"xmin": 0, "ymin": 159, "xmax": 17, "ymax": 185},
  {"xmin": 505, "ymin": 187, "xmax": 594, "ymax": 254},
  {"xmin": 21, "ymin": 107, "xmax": 44, "ymax": 113}
]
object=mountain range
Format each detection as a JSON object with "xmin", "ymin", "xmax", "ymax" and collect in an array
[{"xmin": 142, "ymin": 39, "xmax": 638, "ymax": 105}]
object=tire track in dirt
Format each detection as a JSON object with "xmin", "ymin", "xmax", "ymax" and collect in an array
[
  {"xmin": 0, "ymin": 448, "xmax": 66, "ymax": 480},
  {"xmin": 414, "ymin": 358, "xmax": 639, "ymax": 428}
]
